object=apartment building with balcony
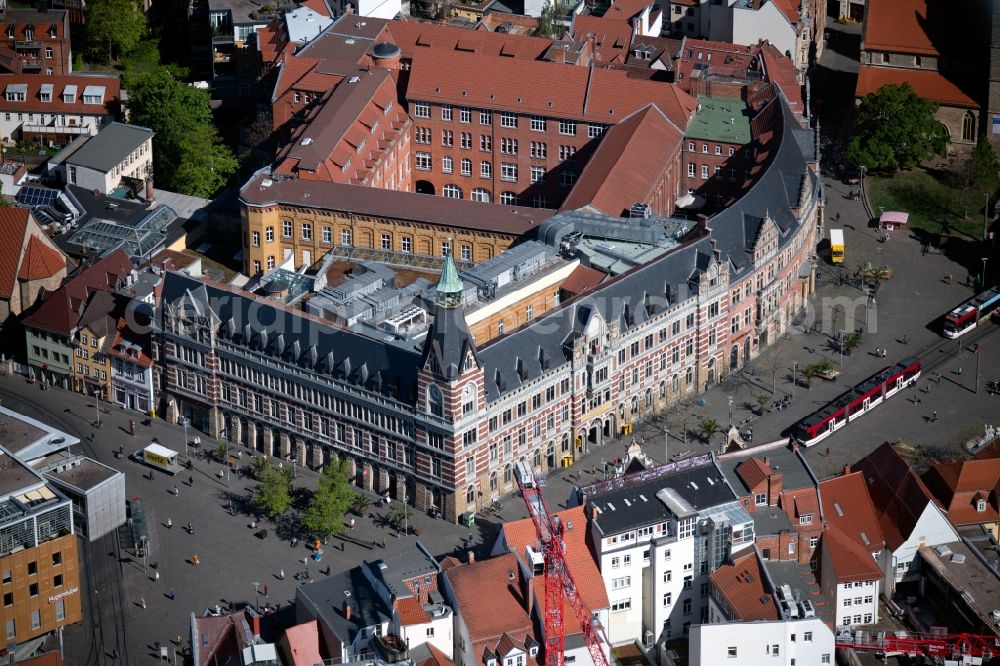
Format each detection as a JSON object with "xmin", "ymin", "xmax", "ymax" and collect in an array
[
  {"xmin": 0, "ymin": 74, "xmax": 121, "ymax": 147},
  {"xmin": 0, "ymin": 449, "xmax": 81, "ymax": 648},
  {"xmin": 0, "ymin": 8, "xmax": 71, "ymax": 76},
  {"xmin": 577, "ymin": 455, "xmax": 753, "ymax": 649},
  {"xmin": 208, "ymin": 0, "xmax": 270, "ymax": 100}
]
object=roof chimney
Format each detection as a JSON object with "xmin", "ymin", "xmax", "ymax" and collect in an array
[
  {"xmin": 763, "ymin": 456, "xmax": 770, "ymax": 467},
  {"xmin": 343, "ymin": 601, "xmax": 352, "ymax": 620},
  {"xmin": 843, "ymin": 465, "xmax": 851, "ymax": 477},
  {"xmin": 467, "ymin": 550, "xmax": 475, "ymax": 564}
]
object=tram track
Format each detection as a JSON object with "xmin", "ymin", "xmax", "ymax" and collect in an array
[{"xmin": 0, "ymin": 383, "xmax": 134, "ymax": 666}]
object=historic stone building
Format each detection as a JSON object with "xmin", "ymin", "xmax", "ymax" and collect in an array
[{"xmin": 159, "ymin": 92, "xmax": 820, "ymax": 523}]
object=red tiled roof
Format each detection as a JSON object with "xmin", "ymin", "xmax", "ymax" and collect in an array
[
  {"xmin": 851, "ymin": 443, "xmax": 946, "ymax": 551},
  {"xmin": 500, "ymin": 505, "xmax": 609, "ymax": 612},
  {"xmin": 863, "ymin": 0, "xmax": 938, "ymax": 55},
  {"xmin": 395, "ymin": 596, "xmax": 430, "ymax": 626},
  {"xmin": 708, "ymin": 551, "xmax": 780, "ymax": 621},
  {"xmin": 0, "ymin": 207, "xmax": 29, "ymax": 298},
  {"xmin": 779, "ymin": 487, "xmax": 818, "ymax": 530},
  {"xmin": 770, "ymin": 0, "xmax": 800, "ymax": 24},
  {"xmin": 561, "ymin": 104, "xmax": 682, "ymax": 216},
  {"xmin": 560, "ymin": 264, "xmax": 606, "ymax": 295},
  {"xmin": 674, "ymin": 39, "xmax": 759, "ymax": 93},
  {"xmin": 735, "ymin": 457, "xmax": 773, "ymax": 492},
  {"xmin": 445, "ymin": 553, "xmax": 536, "ymax": 649},
  {"xmin": 22, "ymin": 248, "xmax": 132, "ymax": 335},
  {"xmin": 822, "ymin": 525, "xmax": 882, "ymax": 582},
  {"xmin": 272, "ymin": 55, "xmax": 333, "ymax": 102},
  {"xmin": 405, "ymin": 49, "xmax": 696, "ymax": 127},
  {"xmin": 607, "ymin": 0, "xmax": 652, "ymax": 20},
  {"xmin": 571, "ymin": 14, "xmax": 632, "ymax": 51},
  {"xmin": 759, "ymin": 42, "xmax": 804, "ymax": 119},
  {"xmin": 974, "ymin": 436, "xmax": 1000, "ymax": 460},
  {"xmin": 416, "ymin": 643, "xmax": 454, "ymax": 666},
  {"xmin": 301, "ymin": 0, "xmax": 332, "ymax": 17},
  {"xmin": 923, "ymin": 458, "xmax": 1000, "ymax": 526},
  {"xmin": 282, "ymin": 620, "xmax": 324, "ymax": 666},
  {"xmin": 0, "ymin": 73, "xmax": 121, "ymax": 116},
  {"xmin": 385, "ymin": 20, "xmax": 553, "ymax": 61},
  {"xmin": 819, "ymin": 472, "xmax": 885, "ymax": 556},
  {"xmin": 855, "ymin": 65, "xmax": 979, "ymax": 109},
  {"xmin": 17, "ymin": 235, "xmax": 65, "ymax": 282}
]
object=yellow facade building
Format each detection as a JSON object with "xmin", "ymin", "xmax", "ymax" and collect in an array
[{"xmin": 240, "ymin": 175, "xmax": 554, "ymax": 275}]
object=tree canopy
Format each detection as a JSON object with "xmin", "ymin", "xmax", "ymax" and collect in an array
[
  {"xmin": 253, "ymin": 460, "xmax": 294, "ymax": 518},
  {"xmin": 846, "ymin": 83, "xmax": 948, "ymax": 173},
  {"xmin": 532, "ymin": 1, "xmax": 563, "ymax": 39},
  {"xmin": 86, "ymin": 0, "xmax": 147, "ymax": 63},
  {"xmin": 300, "ymin": 460, "xmax": 356, "ymax": 537},
  {"xmin": 124, "ymin": 67, "xmax": 237, "ymax": 197}
]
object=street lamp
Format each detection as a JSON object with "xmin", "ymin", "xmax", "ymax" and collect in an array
[
  {"xmin": 664, "ymin": 428, "xmax": 669, "ymax": 465},
  {"xmin": 839, "ymin": 332, "xmax": 845, "ymax": 367},
  {"xmin": 792, "ymin": 361, "xmax": 798, "ymax": 399},
  {"xmin": 182, "ymin": 417, "xmax": 189, "ymax": 457},
  {"xmin": 403, "ymin": 496, "xmax": 409, "ymax": 536},
  {"xmin": 982, "ymin": 257, "xmax": 990, "ymax": 289},
  {"xmin": 93, "ymin": 390, "xmax": 101, "ymax": 429},
  {"xmin": 252, "ymin": 582, "xmax": 260, "ymax": 612},
  {"xmin": 727, "ymin": 396, "xmax": 734, "ymax": 430}
]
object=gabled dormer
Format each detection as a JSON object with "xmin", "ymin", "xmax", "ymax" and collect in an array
[{"xmin": 750, "ymin": 213, "xmax": 779, "ymax": 266}]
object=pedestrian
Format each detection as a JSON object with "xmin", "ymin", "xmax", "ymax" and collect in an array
[
  {"xmin": 167, "ymin": 588, "xmax": 175, "ymax": 600},
  {"xmin": 825, "ymin": 447, "xmax": 831, "ymax": 457},
  {"xmin": 189, "ymin": 476, "xmax": 194, "ymax": 486},
  {"xmin": 173, "ymin": 485, "xmax": 179, "ymax": 496},
  {"xmin": 932, "ymin": 411, "xmax": 938, "ymax": 422},
  {"xmin": 279, "ymin": 569, "xmax": 285, "ymax": 580},
  {"xmin": 154, "ymin": 571, "xmax": 160, "ymax": 583},
  {"xmin": 192, "ymin": 554, "xmax": 200, "ymax": 566},
  {"xmin": 112, "ymin": 647, "xmax": 119, "ymax": 660},
  {"xmin": 140, "ymin": 595, "xmax": 146, "ymax": 609},
  {"xmin": 154, "ymin": 641, "xmax": 160, "ymax": 652},
  {"xmin": 264, "ymin": 584, "xmax": 269, "ymax": 597},
  {"xmin": 129, "ymin": 419, "xmax": 135, "ymax": 436},
  {"xmin": 881, "ymin": 348, "xmax": 887, "ymax": 359},
  {"xmin": 349, "ymin": 517, "xmax": 355, "ymax": 529},
  {"xmin": 167, "ymin": 517, "xmax": 172, "ymax": 529}
]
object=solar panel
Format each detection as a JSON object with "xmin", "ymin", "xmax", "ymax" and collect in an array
[
  {"xmin": 32, "ymin": 208, "xmax": 59, "ymax": 227},
  {"xmin": 15, "ymin": 186, "xmax": 59, "ymax": 208}
]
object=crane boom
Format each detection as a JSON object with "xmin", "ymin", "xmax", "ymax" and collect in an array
[
  {"xmin": 516, "ymin": 462, "xmax": 610, "ymax": 666},
  {"xmin": 837, "ymin": 628, "xmax": 1000, "ymax": 660}
]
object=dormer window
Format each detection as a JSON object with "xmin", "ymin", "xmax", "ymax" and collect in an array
[
  {"xmin": 82, "ymin": 85, "xmax": 105, "ymax": 105},
  {"xmin": 49, "ymin": 25, "xmax": 57, "ymax": 38},
  {"xmin": 5, "ymin": 84, "xmax": 26, "ymax": 102},
  {"xmin": 24, "ymin": 28, "xmax": 33, "ymax": 41},
  {"xmin": 488, "ymin": 660, "xmax": 497, "ymax": 666},
  {"xmin": 39, "ymin": 83, "xmax": 52, "ymax": 102},
  {"xmin": 977, "ymin": 499, "xmax": 987, "ymax": 513},
  {"xmin": 6, "ymin": 27, "xmax": 12, "ymax": 39},
  {"xmin": 62, "ymin": 84, "xmax": 77, "ymax": 103},
  {"xmin": 799, "ymin": 513, "xmax": 813, "ymax": 525},
  {"xmin": 529, "ymin": 647, "xmax": 538, "ymax": 657}
]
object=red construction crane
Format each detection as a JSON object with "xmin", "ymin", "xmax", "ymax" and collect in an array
[
  {"xmin": 837, "ymin": 629, "xmax": 1000, "ymax": 660},
  {"xmin": 515, "ymin": 462, "xmax": 610, "ymax": 666}
]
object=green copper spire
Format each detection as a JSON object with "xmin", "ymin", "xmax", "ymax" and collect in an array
[{"xmin": 435, "ymin": 247, "xmax": 463, "ymax": 307}]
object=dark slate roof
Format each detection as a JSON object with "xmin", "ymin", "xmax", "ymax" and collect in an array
[
  {"xmin": 477, "ymin": 235, "xmax": 714, "ymax": 400},
  {"xmin": 421, "ymin": 304, "xmax": 477, "ymax": 381},
  {"xmin": 159, "ymin": 272, "xmax": 421, "ymax": 403},
  {"xmin": 63, "ymin": 122, "xmax": 153, "ymax": 173},
  {"xmin": 585, "ymin": 457, "xmax": 736, "ymax": 535},
  {"xmin": 706, "ymin": 96, "xmax": 815, "ymax": 282},
  {"xmin": 477, "ymin": 95, "xmax": 814, "ymax": 401},
  {"xmin": 297, "ymin": 566, "xmax": 391, "ymax": 645}
]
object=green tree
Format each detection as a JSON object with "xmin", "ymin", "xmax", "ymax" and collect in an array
[
  {"xmin": 215, "ymin": 441, "xmax": 228, "ymax": 462},
  {"xmin": 124, "ymin": 67, "xmax": 237, "ymax": 197},
  {"xmin": 85, "ymin": 0, "xmax": 147, "ymax": 63},
  {"xmin": 300, "ymin": 460, "xmax": 356, "ymax": 537},
  {"xmin": 388, "ymin": 503, "xmax": 411, "ymax": 534},
  {"xmin": 254, "ymin": 461, "xmax": 294, "ymax": 518},
  {"xmin": 846, "ymin": 83, "xmax": 948, "ymax": 173},
  {"xmin": 532, "ymin": 0, "xmax": 563, "ymax": 38},
  {"xmin": 755, "ymin": 393, "xmax": 771, "ymax": 415},
  {"xmin": 699, "ymin": 417, "xmax": 721, "ymax": 444},
  {"xmin": 956, "ymin": 136, "xmax": 1000, "ymax": 218},
  {"xmin": 351, "ymin": 494, "xmax": 370, "ymax": 516}
]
